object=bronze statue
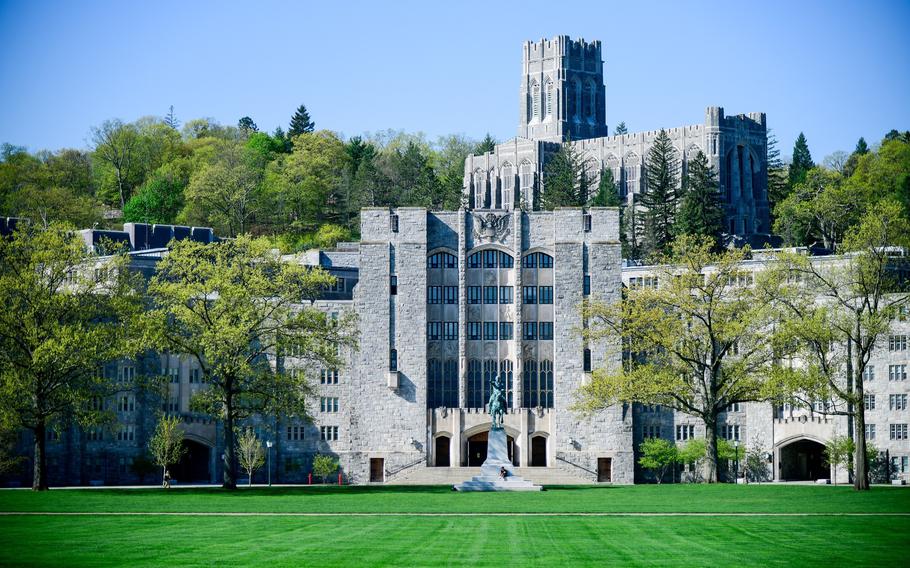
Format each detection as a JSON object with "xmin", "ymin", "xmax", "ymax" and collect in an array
[{"xmin": 488, "ymin": 373, "xmax": 505, "ymax": 428}]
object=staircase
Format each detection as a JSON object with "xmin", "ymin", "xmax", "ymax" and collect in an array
[{"xmin": 392, "ymin": 466, "xmax": 595, "ymax": 486}]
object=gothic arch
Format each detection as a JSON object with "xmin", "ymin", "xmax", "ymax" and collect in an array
[
  {"xmin": 543, "ymin": 78, "xmax": 554, "ymax": 118},
  {"xmin": 530, "ymin": 80, "xmax": 541, "ymax": 122}
]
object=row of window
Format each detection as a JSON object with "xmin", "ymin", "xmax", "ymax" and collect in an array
[
  {"xmin": 889, "ymin": 336, "xmax": 908, "ymax": 351},
  {"xmin": 864, "ymin": 394, "xmax": 908, "ymax": 411},
  {"xmin": 164, "ymin": 367, "xmax": 203, "ymax": 384},
  {"xmin": 467, "ymin": 322, "xmax": 513, "ymax": 341},
  {"xmin": 428, "ymin": 252, "xmax": 457, "ymax": 269},
  {"xmin": 862, "ymin": 364, "xmax": 908, "ymax": 381},
  {"xmin": 427, "ymin": 322, "xmax": 459, "ymax": 341},
  {"xmin": 424, "ymin": 250, "xmax": 557, "ymax": 271},
  {"xmin": 467, "ymin": 250, "xmax": 515, "ymax": 269},
  {"xmin": 427, "ymin": 286, "xmax": 458, "ymax": 304},
  {"xmin": 427, "ymin": 359, "xmax": 459, "ymax": 408},
  {"xmin": 320, "ymin": 397, "xmax": 339, "ymax": 413},
  {"xmin": 429, "ymin": 321, "xmax": 554, "ymax": 341}
]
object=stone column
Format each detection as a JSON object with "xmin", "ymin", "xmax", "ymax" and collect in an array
[
  {"xmin": 458, "ymin": 209, "xmax": 467, "ymax": 409},
  {"xmin": 512, "ymin": 209, "xmax": 523, "ymax": 410}
]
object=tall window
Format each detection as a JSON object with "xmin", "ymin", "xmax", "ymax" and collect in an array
[
  {"xmin": 531, "ymin": 82, "xmax": 540, "ymax": 120},
  {"xmin": 499, "ymin": 322, "xmax": 514, "ymax": 340},
  {"xmin": 467, "ymin": 360, "xmax": 483, "ymax": 408},
  {"xmin": 519, "ymin": 162, "xmax": 534, "ymax": 194},
  {"xmin": 544, "ymin": 80, "xmax": 553, "ymax": 118},
  {"xmin": 502, "ymin": 164, "xmax": 514, "ymax": 205},
  {"xmin": 428, "ymin": 359, "xmax": 458, "ymax": 408},
  {"xmin": 428, "ymin": 252, "xmax": 457, "ymax": 269},
  {"xmin": 522, "ymin": 359, "xmax": 539, "ymax": 408},
  {"xmin": 500, "ymin": 360, "xmax": 514, "ymax": 408},
  {"xmin": 539, "ymin": 360, "xmax": 553, "ymax": 408}
]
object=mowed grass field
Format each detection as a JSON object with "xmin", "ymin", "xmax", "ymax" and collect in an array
[{"xmin": 1, "ymin": 485, "xmax": 908, "ymax": 567}]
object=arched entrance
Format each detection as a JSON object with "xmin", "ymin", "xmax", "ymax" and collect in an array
[
  {"xmin": 173, "ymin": 439, "xmax": 211, "ymax": 483},
  {"xmin": 530, "ymin": 435, "xmax": 547, "ymax": 467},
  {"xmin": 466, "ymin": 431, "xmax": 515, "ymax": 466},
  {"xmin": 779, "ymin": 439, "xmax": 829, "ymax": 481},
  {"xmin": 435, "ymin": 435, "xmax": 451, "ymax": 467}
]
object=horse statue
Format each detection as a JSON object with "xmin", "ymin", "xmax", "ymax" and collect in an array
[{"xmin": 488, "ymin": 373, "xmax": 506, "ymax": 429}]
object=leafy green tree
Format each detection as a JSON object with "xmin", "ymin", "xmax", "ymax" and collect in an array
[
  {"xmin": 130, "ymin": 454, "xmax": 157, "ymax": 484},
  {"xmin": 824, "ymin": 435, "xmax": 852, "ymax": 485},
  {"xmin": 434, "ymin": 135, "xmax": 475, "ymax": 210},
  {"xmin": 312, "ymin": 453, "xmax": 339, "ymax": 483},
  {"xmin": 123, "ymin": 170, "xmax": 185, "ymax": 224},
  {"xmin": 766, "ymin": 200, "xmax": 910, "ymax": 490},
  {"xmin": 237, "ymin": 116, "xmax": 258, "ymax": 136},
  {"xmin": 884, "ymin": 129, "xmax": 910, "ymax": 143},
  {"xmin": 675, "ymin": 150, "xmax": 724, "ymax": 248},
  {"xmin": 638, "ymin": 438, "xmax": 677, "ymax": 484},
  {"xmin": 246, "ymin": 132, "xmax": 286, "ymax": 160},
  {"xmin": 237, "ymin": 428, "xmax": 265, "ymax": 486},
  {"xmin": 142, "ymin": 236, "xmax": 356, "ymax": 489},
  {"xmin": 92, "ymin": 119, "xmax": 140, "ymax": 209},
  {"xmin": 772, "ymin": 167, "xmax": 862, "ymax": 249},
  {"xmin": 590, "ymin": 168, "xmax": 621, "ymax": 207},
  {"xmin": 677, "ymin": 439, "xmax": 707, "ymax": 481},
  {"xmin": 387, "ymin": 141, "xmax": 440, "ymax": 208},
  {"xmin": 788, "ymin": 132, "xmax": 814, "ymax": 186},
  {"xmin": 845, "ymin": 137, "xmax": 910, "ymax": 214},
  {"xmin": 0, "ymin": 224, "xmax": 142, "ymax": 490},
  {"xmin": 288, "ymin": 105, "xmax": 315, "ymax": 138},
  {"xmin": 577, "ymin": 236, "xmax": 783, "ymax": 483},
  {"xmin": 613, "ymin": 122, "xmax": 628, "ymax": 135},
  {"xmin": 541, "ymin": 143, "xmax": 593, "ymax": 209},
  {"xmin": 148, "ymin": 415, "xmax": 186, "ymax": 487},
  {"xmin": 640, "ymin": 129, "xmax": 680, "ymax": 258},
  {"xmin": 474, "ymin": 133, "xmax": 496, "ymax": 154}
]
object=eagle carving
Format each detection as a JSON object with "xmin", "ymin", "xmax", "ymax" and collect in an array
[{"xmin": 473, "ymin": 212, "xmax": 511, "ymax": 244}]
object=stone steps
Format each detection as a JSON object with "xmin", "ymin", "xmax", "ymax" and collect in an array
[{"xmin": 393, "ymin": 466, "xmax": 594, "ymax": 486}]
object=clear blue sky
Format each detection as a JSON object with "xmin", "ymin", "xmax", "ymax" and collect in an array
[{"xmin": 1, "ymin": 0, "xmax": 908, "ymax": 161}]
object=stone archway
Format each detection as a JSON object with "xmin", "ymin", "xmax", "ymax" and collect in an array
[
  {"xmin": 434, "ymin": 435, "xmax": 451, "ymax": 467},
  {"xmin": 779, "ymin": 438, "xmax": 829, "ymax": 481},
  {"xmin": 530, "ymin": 435, "xmax": 547, "ymax": 467},
  {"xmin": 173, "ymin": 438, "xmax": 212, "ymax": 483},
  {"xmin": 465, "ymin": 431, "xmax": 516, "ymax": 466}
]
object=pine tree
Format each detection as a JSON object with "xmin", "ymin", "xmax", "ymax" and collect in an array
[
  {"xmin": 288, "ymin": 105, "xmax": 315, "ymax": 138},
  {"xmin": 590, "ymin": 168, "xmax": 622, "ymax": 207},
  {"xmin": 164, "ymin": 105, "xmax": 179, "ymax": 130},
  {"xmin": 639, "ymin": 129, "xmax": 680, "ymax": 258},
  {"xmin": 788, "ymin": 132, "xmax": 814, "ymax": 186},
  {"xmin": 854, "ymin": 137, "xmax": 869, "ymax": 155},
  {"xmin": 272, "ymin": 126, "xmax": 291, "ymax": 153},
  {"xmin": 614, "ymin": 122, "xmax": 628, "ymax": 135},
  {"xmin": 474, "ymin": 133, "xmax": 496, "ymax": 154},
  {"xmin": 675, "ymin": 151, "xmax": 724, "ymax": 249},
  {"xmin": 541, "ymin": 143, "xmax": 591, "ymax": 209},
  {"xmin": 767, "ymin": 130, "xmax": 790, "ymax": 211}
]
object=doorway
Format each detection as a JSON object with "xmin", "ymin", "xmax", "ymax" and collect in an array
[
  {"xmin": 598, "ymin": 457, "xmax": 613, "ymax": 482},
  {"xmin": 779, "ymin": 439, "xmax": 828, "ymax": 481},
  {"xmin": 370, "ymin": 458, "xmax": 384, "ymax": 482},
  {"xmin": 435, "ymin": 436, "xmax": 451, "ymax": 467},
  {"xmin": 467, "ymin": 432, "xmax": 488, "ymax": 466},
  {"xmin": 530, "ymin": 436, "xmax": 547, "ymax": 467},
  {"xmin": 173, "ymin": 439, "xmax": 211, "ymax": 483}
]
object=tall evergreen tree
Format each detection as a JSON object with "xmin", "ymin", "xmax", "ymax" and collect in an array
[
  {"xmin": 288, "ymin": 105, "xmax": 315, "ymax": 138},
  {"xmin": 855, "ymin": 137, "xmax": 869, "ymax": 155},
  {"xmin": 164, "ymin": 105, "xmax": 179, "ymax": 130},
  {"xmin": 767, "ymin": 130, "xmax": 790, "ymax": 211},
  {"xmin": 639, "ymin": 129, "xmax": 680, "ymax": 258},
  {"xmin": 541, "ymin": 143, "xmax": 591, "ymax": 209},
  {"xmin": 613, "ymin": 122, "xmax": 628, "ymax": 135},
  {"xmin": 271, "ymin": 126, "xmax": 291, "ymax": 153},
  {"xmin": 788, "ymin": 132, "xmax": 814, "ymax": 186},
  {"xmin": 675, "ymin": 151, "xmax": 724, "ymax": 249},
  {"xmin": 474, "ymin": 133, "xmax": 496, "ymax": 154},
  {"xmin": 590, "ymin": 168, "xmax": 622, "ymax": 207}
]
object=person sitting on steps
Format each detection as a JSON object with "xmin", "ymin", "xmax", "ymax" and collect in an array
[{"xmin": 499, "ymin": 466, "xmax": 508, "ymax": 480}]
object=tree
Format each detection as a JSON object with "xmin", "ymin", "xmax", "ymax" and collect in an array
[
  {"xmin": 772, "ymin": 167, "xmax": 863, "ymax": 250},
  {"xmin": 433, "ymin": 135, "xmax": 474, "ymax": 211},
  {"xmin": 743, "ymin": 441, "xmax": 771, "ymax": 482},
  {"xmin": 474, "ymin": 133, "xmax": 496, "ymax": 155},
  {"xmin": 148, "ymin": 415, "xmax": 186, "ymax": 487},
  {"xmin": 183, "ymin": 140, "xmax": 265, "ymax": 236},
  {"xmin": 614, "ymin": 122, "xmax": 628, "ymax": 135},
  {"xmin": 123, "ymin": 170, "xmax": 185, "ymax": 224},
  {"xmin": 541, "ymin": 143, "xmax": 593, "ymax": 209},
  {"xmin": 767, "ymin": 130, "xmax": 790, "ymax": 214},
  {"xmin": 577, "ymin": 236, "xmax": 782, "ymax": 482},
  {"xmin": 676, "ymin": 439, "xmax": 706, "ymax": 482},
  {"xmin": 387, "ymin": 141, "xmax": 440, "ymax": 208},
  {"xmin": 823, "ymin": 151, "xmax": 849, "ymax": 174},
  {"xmin": 767, "ymin": 200, "xmax": 910, "ymax": 491},
  {"xmin": 164, "ymin": 106, "xmax": 180, "ymax": 130},
  {"xmin": 288, "ymin": 105, "xmax": 315, "ymax": 138},
  {"xmin": 590, "ymin": 168, "xmax": 622, "ymax": 207},
  {"xmin": 0, "ymin": 224, "xmax": 141, "ymax": 490},
  {"xmin": 824, "ymin": 435, "xmax": 852, "ymax": 485},
  {"xmin": 92, "ymin": 119, "xmax": 139, "ymax": 209},
  {"xmin": 237, "ymin": 428, "xmax": 265, "ymax": 486},
  {"xmin": 142, "ymin": 236, "xmax": 356, "ymax": 489},
  {"xmin": 640, "ymin": 129, "xmax": 680, "ymax": 258},
  {"xmin": 854, "ymin": 137, "xmax": 869, "ymax": 156},
  {"xmin": 638, "ymin": 438, "xmax": 677, "ymax": 484},
  {"xmin": 312, "ymin": 453, "xmax": 338, "ymax": 483},
  {"xmin": 788, "ymin": 132, "xmax": 814, "ymax": 187},
  {"xmin": 237, "ymin": 116, "xmax": 258, "ymax": 136},
  {"xmin": 675, "ymin": 150, "xmax": 724, "ymax": 248},
  {"xmin": 130, "ymin": 454, "xmax": 157, "ymax": 484}
]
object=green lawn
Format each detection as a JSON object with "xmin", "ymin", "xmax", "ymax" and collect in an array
[{"xmin": 1, "ymin": 485, "xmax": 908, "ymax": 567}]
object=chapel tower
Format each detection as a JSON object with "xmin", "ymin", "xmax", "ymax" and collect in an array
[{"xmin": 518, "ymin": 35, "xmax": 608, "ymax": 142}]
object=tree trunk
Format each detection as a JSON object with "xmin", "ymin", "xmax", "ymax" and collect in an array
[
  {"xmin": 703, "ymin": 419, "xmax": 719, "ymax": 483},
  {"xmin": 222, "ymin": 391, "xmax": 237, "ymax": 490},
  {"xmin": 854, "ymin": 405, "xmax": 870, "ymax": 491},
  {"xmin": 33, "ymin": 422, "xmax": 48, "ymax": 491}
]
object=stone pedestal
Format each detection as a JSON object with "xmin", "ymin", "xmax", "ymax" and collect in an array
[{"xmin": 454, "ymin": 427, "xmax": 541, "ymax": 491}]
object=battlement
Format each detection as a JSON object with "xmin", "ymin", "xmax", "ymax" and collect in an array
[{"xmin": 523, "ymin": 35, "xmax": 601, "ymax": 64}]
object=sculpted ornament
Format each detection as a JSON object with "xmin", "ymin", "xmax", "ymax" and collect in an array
[{"xmin": 473, "ymin": 212, "xmax": 510, "ymax": 244}]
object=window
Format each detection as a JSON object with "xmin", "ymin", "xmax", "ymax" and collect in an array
[
  {"xmin": 583, "ymin": 214, "xmax": 592, "ymax": 232},
  {"xmin": 90, "ymin": 396, "xmax": 103, "ymax": 411},
  {"xmin": 389, "ymin": 349, "xmax": 397, "ymax": 372},
  {"xmin": 428, "ymin": 359, "xmax": 459, "ymax": 408},
  {"xmin": 443, "ymin": 322, "xmax": 458, "ymax": 341},
  {"xmin": 725, "ymin": 403, "xmax": 742, "ymax": 413},
  {"xmin": 390, "ymin": 214, "xmax": 399, "ymax": 233},
  {"xmin": 118, "ymin": 396, "xmax": 135, "ymax": 412},
  {"xmin": 390, "ymin": 275, "xmax": 397, "ymax": 295},
  {"xmin": 863, "ymin": 365, "xmax": 875, "ymax": 382},
  {"xmin": 166, "ymin": 366, "xmax": 179, "ymax": 384},
  {"xmin": 483, "ymin": 250, "xmax": 497, "ymax": 268},
  {"xmin": 467, "ymin": 286, "xmax": 481, "ymax": 304},
  {"xmin": 539, "ymin": 322, "xmax": 553, "ymax": 340},
  {"xmin": 889, "ymin": 335, "xmax": 907, "ymax": 351},
  {"xmin": 523, "ymin": 322, "xmax": 538, "ymax": 340},
  {"xmin": 117, "ymin": 425, "xmax": 135, "ymax": 442},
  {"xmin": 320, "ymin": 397, "xmax": 339, "ymax": 413},
  {"xmin": 86, "ymin": 427, "xmax": 102, "ymax": 442},
  {"xmin": 328, "ymin": 277, "xmax": 345, "ymax": 293},
  {"xmin": 583, "ymin": 275, "xmax": 591, "ymax": 296},
  {"xmin": 499, "ymin": 252, "xmax": 514, "ymax": 268},
  {"xmin": 467, "ymin": 360, "xmax": 484, "ymax": 408},
  {"xmin": 444, "ymin": 286, "xmax": 458, "ymax": 304},
  {"xmin": 118, "ymin": 365, "xmax": 135, "ymax": 384},
  {"xmin": 483, "ymin": 322, "xmax": 498, "ymax": 341},
  {"xmin": 287, "ymin": 426, "xmax": 304, "ymax": 441},
  {"xmin": 499, "ymin": 322, "xmax": 514, "ymax": 340},
  {"xmin": 522, "ymin": 254, "xmax": 536, "ymax": 269},
  {"xmin": 467, "ymin": 253, "xmax": 482, "ymax": 268},
  {"xmin": 483, "ymin": 286, "xmax": 497, "ymax": 304},
  {"xmin": 500, "ymin": 360, "xmax": 514, "ymax": 408},
  {"xmin": 676, "ymin": 424, "xmax": 695, "ymax": 441},
  {"xmin": 497, "ymin": 286, "xmax": 513, "ymax": 304},
  {"xmin": 865, "ymin": 424, "xmax": 876, "ymax": 440},
  {"xmin": 468, "ymin": 322, "xmax": 481, "ymax": 340},
  {"xmin": 643, "ymin": 425, "xmax": 661, "ymax": 439},
  {"xmin": 427, "ymin": 322, "xmax": 442, "ymax": 341},
  {"xmin": 544, "ymin": 80, "xmax": 553, "ymax": 117},
  {"xmin": 320, "ymin": 426, "xmax": 339, "ymax": 441},
  {"xmin": 890, "ymin": 394, "xmax": 908, "ymax": 411},
  {"xmin": 320, "ymin": 368, "xmax": 339, "ymax": 384},
  {"xmin": 720, "ymin": 425, "xmax": 741, "ymax": 441},
  {"xmin": 539, "ymin": 286, "xmax": 553, "ymax": 304},
  {"xmin": 522, "ymin": 359, "xmax": 538, "ymax": 408},
  {"xmin": 890, "ymin": 423, "xmax": 908, "ymax": 440},
  {"xmin": 427, "ymin": 286, "xmax": 442, "ymax": 304},
  {"xmin": 628, "ymin": 276, "xmax": 659, "ymax": 289},
  {"xmin": 889, "ymin": 365, "xmax": 907, "ymax": 381},
  {"xmin": 583, "ymin": 348, "xmax": 592, "ymax": 372},
  {"xmin": 428, "ymin": 252, "xmax": 457, "ymax": 269},
  {"xmin": 523, "ymin": 286, "xmax": 537, "ymax": 304},
  {"xmin": 892, "ymin": 456, "xmax": 910, "ymax": 474},
  {"xmin": 189, "ymin": 368, "xmax": 201, "ymax": 384},
  {"xmin": 864, "ymin": 394, "xmax": 876, "ymax": 410}
]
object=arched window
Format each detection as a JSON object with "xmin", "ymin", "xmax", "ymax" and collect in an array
[
  {"xmin": 531, "ymin": 81, "xmax": 541, "ymax": 121},
  {"xmin": 540, "ymin": 360, "xmax": 553, "ymax": 408},
  {"xmin": 443, "ymin": 359, "xmax": 458, "ymax": 408},
  {"xmin": 467, "ymin": 360, "xmax": 482, "ymax": 408},
  {"xmin": 427, "ymin": 251, "xmax": 457, "ymax": 269},
  {"xmin": 501, "ymin": 164, "xmax": 514, "ymax": 207},
  {"xmin": 544, "ymin": 79, "xmax": 554, "ymax": 118},
  {"xmin": 522, "ymin": 359, "xmax": 538, "ymax": 408},
  {"xmin": 427, "ymin": 359, "xmax": 442, "ymax": 408},
  {"xmin": 483, "ymin": 360, "xmax": 496, "ymax": 406},
  {"xmin": 500, "ymin": 360, "xmax": 514, "ymax": 408},
  {"xmin": 467, "ymin": 250, "xmax": 514, "ymax": 269}
]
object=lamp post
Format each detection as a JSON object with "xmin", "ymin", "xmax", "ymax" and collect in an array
[
  {"xmin": 266, "ymin": 440, "xmax": 273, "ymax": 487},
  {"xmin": 734, "ymin": 439, "xmax": 740, "ymax": 483}
]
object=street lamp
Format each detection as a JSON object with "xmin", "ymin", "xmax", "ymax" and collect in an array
[
  {"xmin": 734, "ymin": 440, "xmax": 740, "ymax": 483},
  {"xmin": 266, "ymin": 440, "xmax": 273, "ymax": 487}
]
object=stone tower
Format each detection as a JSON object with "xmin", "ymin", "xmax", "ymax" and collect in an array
[{"xmin": 518, "ymin": 35, "xmax": 608, "ymax": 142}]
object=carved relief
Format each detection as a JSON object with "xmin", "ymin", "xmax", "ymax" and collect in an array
[{"xmin": 472, "ymin": 212, "xmax": 511, "ymax": 244}]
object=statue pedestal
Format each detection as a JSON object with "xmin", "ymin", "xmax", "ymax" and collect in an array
[{"xmin": 454, "ymin": 427, "xmax": 541, "ymax": 492}]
